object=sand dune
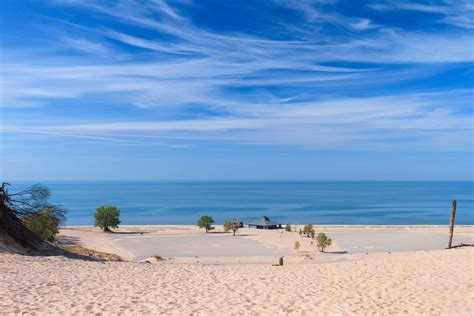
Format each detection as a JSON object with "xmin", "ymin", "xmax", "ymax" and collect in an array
[{"xmin": 1, "ymin": 248, "xmax": 472, "ymax": 315}]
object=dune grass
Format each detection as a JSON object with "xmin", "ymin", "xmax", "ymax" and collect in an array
[{"xmin": 62, "ymin": 244, "xmax": 122, "ymax": 261}]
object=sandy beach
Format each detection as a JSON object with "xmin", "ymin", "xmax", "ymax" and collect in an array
[
  {"xmin": 57, "ymin": 224, "xmax": 474, "ymax": 263},
  {"xmin": 1, "ymin": 246, "xmax": 472, "ymax": 315},
  {"xmin": 1, "ymin": 225, "xmax": 473, "ymax": 314}
]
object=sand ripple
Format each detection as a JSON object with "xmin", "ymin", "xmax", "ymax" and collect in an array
[{"xmin": 1, "ymin": 248, "xmax": 473, "ymax": 315}]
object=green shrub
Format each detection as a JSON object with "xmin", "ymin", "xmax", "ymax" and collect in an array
[
  {"xmin": 285, "ymin": 224, "xmax": 291, "ymax": 232},
  {"xmin": 94, "ymin": 205, "xmax": 121, "ymax": 232},
  {"xmin": 22, "ymin": 208, "xmax": 60, "ymax": 241},
  {"xmin": 316, "ymin": 232, "xmax": 332, "ymax": 252},
  {"xmin": 302, "ymin": 224, "xmax": 314, "ymax": 238},
  {"xmin": 197, "ymin": 215, "xmax": 215, "ymax": 232},
  {"xmin": 223, "ymin": 219, "xmax": 240, "ymax": 236}
]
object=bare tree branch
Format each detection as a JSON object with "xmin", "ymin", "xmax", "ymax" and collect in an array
[{"xmin": 0, "ymin": 183, "xmax": 66, "ymax": 224}]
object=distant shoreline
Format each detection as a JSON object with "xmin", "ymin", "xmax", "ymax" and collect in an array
[
  {"xmin": 63, "ymin": 224, "xmax": 474, "ymax": 227},
  {"xmin": 63, "ymin": 224, "xmax": 474, "ymax": 228}
]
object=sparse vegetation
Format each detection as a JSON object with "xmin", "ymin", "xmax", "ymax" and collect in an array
[
  {"xmin": 294, "ymin": 240, "xmax": 300, "ymax": 252},
  {"xmin": 1, "ymin": 183, "xmax": 66, "ymax": 248},
  {"xmin": 197, "ymin": 215, "xmax": 215, "ymax": 233},
  {"xmin": 223, "ymin": 219, "xmax": 240, "ymax": 236},
  {"xmin": 285, "ymin": 224, "xmax": 291, "ymax": 232},
  {"xmin": 302, "ymin": 224, "xmax": 315, "ymax": 238},
  {"xmin": 316, "ymin": 232, "xmax": 332, "ymax": 252},
  {"xmin": 151, "ymin": 254, "xmax": 165, "ymax": 261},
  {"xmin": 22, "ymin": 208, "xmax": 60, "ymax": 241},
  {"xmin": 62, "ymin": 244, "xmax": 122, "ymax": 261},
  {"xmin": 94, "ymin": 205, "xmax": 121, "ymax": 232}
]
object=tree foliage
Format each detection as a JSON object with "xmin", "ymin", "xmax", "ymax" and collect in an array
[
  {"xmin": 94, "ymin": 205, "xmax": 121, "ymax": 232},
  {"xmin": 316, "ymin": 232, "xmax": 332, "ymax": 252},
  {"xmin": 302, "ymin": 224, "xmax": 315, "ymax": 238},
  {"xmin": 285, "ymin": 224, "xmax": 291, "ymax": 232},
  {"xmin": 197, "ymin": 215, "xmax": 215, "ymax": 232},
  {"xmin": 1, "ymin": 183, "xmax": 66, "ymax": 243},
  {"xmin": 22, "ymin": 208, "xmax": 60, "ymax": 241},
  {"xmin": 223, "ymin": 219, "xmax": 240, "ymax": 236}
]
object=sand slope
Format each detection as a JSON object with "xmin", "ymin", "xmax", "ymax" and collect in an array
[{"xmin": 1, "ymin": 248, "xmax": 473, "ymax": 315}]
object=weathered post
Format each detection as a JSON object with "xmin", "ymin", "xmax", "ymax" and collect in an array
[
  {"xmin": 279, "ymin": 256, "xmax": 284, "ymax": 266},
  {"xmin": 448, "ymin": 200, "xmax": 457, "ymax": 249}
]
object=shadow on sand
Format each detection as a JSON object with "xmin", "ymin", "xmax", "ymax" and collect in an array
[
  {"xmin": 323, "ymin": 251, "xmax": 349, "ymax": 254},
  {"xmin": 109, "ymin": 231, "xmax": 148, "ymax": 235},
  {"xmin": 55, "ymin": 235, "xmax": 81, "ymax": 245}
]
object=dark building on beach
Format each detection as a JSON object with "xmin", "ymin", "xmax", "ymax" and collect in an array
[{"xmin": 248, "ymin": 216, "xmax": 282, "ymax": 229}]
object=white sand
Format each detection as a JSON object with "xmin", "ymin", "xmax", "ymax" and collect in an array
[
  {"xmin": 1, "ymin": 248, "xmax": 472, "ymax": 315},
  {"xmin": 2, "ymin": 225, "xmax": 473, "ymax": 314},
  {"xmin": 57, "ymin": 225, "xmax": 474, "ymax": 263}
]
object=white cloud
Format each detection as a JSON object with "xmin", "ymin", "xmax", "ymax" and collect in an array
[
  {"xmin": 61, "ymin": 37, "xmax": 112, "ymax": 55},
  {"xmin": 349, "ymin": 19, "xmax": 378, "ymax": 31},
  {"xmin": 3, "ymin": 90, "xmax": 472, "ymax": 150},
  {"xmin": 1, "ymin": 0, "xmax": 472, "ymax": 152},
  {"xmin": 369, "ymin": 0, "xmax": 474, "ymax": 29}
]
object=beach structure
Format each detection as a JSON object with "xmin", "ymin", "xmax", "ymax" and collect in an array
[{"xmin": 248, "ymin": 216, "xmax": 282, "ymax": 229}]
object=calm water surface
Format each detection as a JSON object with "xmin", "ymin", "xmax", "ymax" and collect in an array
[{"xmin": 9, "ymin": 181, "xmax": 474, "ymax": 225}]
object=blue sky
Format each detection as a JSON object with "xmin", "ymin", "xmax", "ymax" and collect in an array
[{"xmin": 0, "ymin": 0, "xmax": 473, "ymax": 181}]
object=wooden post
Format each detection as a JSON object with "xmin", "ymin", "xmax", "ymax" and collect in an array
[{"xmin": 448, "ymin": 200, "xmax": 457, "ymax": 249}]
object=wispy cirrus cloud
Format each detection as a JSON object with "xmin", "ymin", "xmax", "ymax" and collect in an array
[
  {"xmin": 1, "ymin": 0, "xmax": 473, "ymax": 153},
  {"xmin": 3, "ymin": 90, "xmax": 472, "ymax": 150},
  {"xmin": 369, "ymin": 0, "xmax": 474, "ymax": 29}
]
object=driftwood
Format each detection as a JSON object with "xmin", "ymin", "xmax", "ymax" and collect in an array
[
  {"xmin": 447, "ymin": 200, "xmax": 457, "ymax": 249},
  {"xmin": 447, "ymin": 243, "xmax": 474, "ymax": 249}
]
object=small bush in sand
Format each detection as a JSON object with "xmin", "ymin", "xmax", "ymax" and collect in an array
[
  {"xmin": 94, "ymin": 205, "xmax": 121, "ymax": 232},
  {"xmin": 316, "ymin": 232, "xmax": 332, "ymax": 252},
  {"xmin": 285, "ymin": 224, "xmax": 291, "ymax": 232},
  {"xmin": 302, "ymin": 224, "xmax": 314, "ymax": 238},
  {"xmin": 294, "ymin": 240, "xmax": 300, "ymax": 252},
  {"xmin": 223, "ymin": 219, "xmax": 240, "ymax": 236},
  {"xmin": 197, "ymin": 215, "xmax": 215, "ymax": 233},
  {"xmin": 22, "ymin": 208, "xmax": 60, "ymax": 241}
]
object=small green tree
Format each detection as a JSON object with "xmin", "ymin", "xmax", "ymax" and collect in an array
[
  {"xmin": 22, "ymin": 208, "xmax": 60, "ymax": 241},
  {"xmin": 316, "ymin": 232, "xmax": 332, "ymax": 252},
  {"xmin": 302, "ymin": 224, "xmax": 314, "ymax": 238},
  {"xmin": 94, "ymin": 205, "xmax": 121, "ymax": 232},
  {"xmin": 197, "ymin": 215, "xmax": 215, "ymax": 233},
  {"xmin": 310, "ymin": 230, "xmax": 315, "ymax": 239},
  {"xmin": 298, "ymin": 229, "xmax": 302, "ymax": 236},
  {"xmin": 294, "ymin": 240, "xmax": 300, "ymax": 252},
  {"xmin": 285, "ymin": 224, "xmax": 291, "ymax": 232},
  {"xmin": 223, "ymin": 219, "xmax": 240, "ymax": 236}
]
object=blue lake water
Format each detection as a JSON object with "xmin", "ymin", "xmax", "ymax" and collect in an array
[{"xmin": 8, "ymin": 181, "xmax": 474, "ymax": 225}]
